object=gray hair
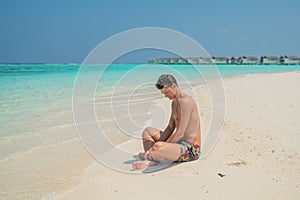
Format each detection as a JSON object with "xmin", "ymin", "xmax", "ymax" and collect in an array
[{"xmin": 155, "ymin": 74, "xmax": 178, "ymax": 89}]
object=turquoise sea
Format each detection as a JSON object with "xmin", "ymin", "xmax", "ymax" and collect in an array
[{"xmin": 1, "ymin": 63, "xmax": 300, "ymax": 138}]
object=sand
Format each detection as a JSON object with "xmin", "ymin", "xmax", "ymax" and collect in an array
[{"xmin": 50, "ymin": 71, "xmax": 300, "ymax": 200}]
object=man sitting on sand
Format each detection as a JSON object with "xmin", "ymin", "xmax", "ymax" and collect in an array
[{"xmin": 132, "ymin": 74, "xmax": 201, "ymax": 170}]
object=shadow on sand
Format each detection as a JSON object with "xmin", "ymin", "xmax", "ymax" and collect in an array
[{"xmin": 123, "ymin": 154, "xmax": 179, "ymax": 173}]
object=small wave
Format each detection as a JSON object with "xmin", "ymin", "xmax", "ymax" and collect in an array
[
  {"xmin": 0, "ymin": 147, "xmax": 39, "ymax": 164},
  {"xmin": 0, "ymin": 137, "xmax": 80, "ymax": 164}
]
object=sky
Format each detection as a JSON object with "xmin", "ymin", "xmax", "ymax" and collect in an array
[{"xmin": 0, "ymin": 0, "xmax": 299, "ymax": 63}]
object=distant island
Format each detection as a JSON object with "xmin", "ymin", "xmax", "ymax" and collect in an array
[{"xmin": 148, "ymin": 56, "xmax": 300, "ymax": 65}]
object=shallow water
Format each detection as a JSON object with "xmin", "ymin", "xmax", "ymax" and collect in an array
[{"xmin": 1, "ymin": 63, "xmax": 300, "ymax": 158}]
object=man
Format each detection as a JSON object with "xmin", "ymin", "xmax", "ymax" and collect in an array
[{"xmin": 132, "ymin": 74, "xmax": 201, "ymax": 170}]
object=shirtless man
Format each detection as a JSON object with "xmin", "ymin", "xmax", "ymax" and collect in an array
[{"xmin": 132, "ymin": 74, "xmax": 201, "ymax": 170}]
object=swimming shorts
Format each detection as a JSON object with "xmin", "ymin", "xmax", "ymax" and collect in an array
[{"xmin": 177, "ymin": 141, "xmax": 200, "ymax": 163}]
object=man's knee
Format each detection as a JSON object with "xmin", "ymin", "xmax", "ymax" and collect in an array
[
  {"xmin": 142, "ymin": 127, "xmax": 156, "ymax": 137},
  {"xmin": 142, "ymin": 127, "xmax": 151, "ymax": 137},
  {"xmin": 152, "ymin": 142, "xmax": 165, "ymax": 151},
  {"xmin": 142, "ymin": 127, "xmax": 155, "ymax": 142},
  {"xmin": 143, "ymin": 127, "xmax": 151, "ymax": 132}
]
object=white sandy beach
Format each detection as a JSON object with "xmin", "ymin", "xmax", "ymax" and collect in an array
[{"xmin": 51, "ymin": 71, "xmax": 300, "ymax": 200}]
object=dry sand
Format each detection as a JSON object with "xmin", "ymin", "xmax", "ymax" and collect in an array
[{"xmin": 54, "ymin": 71, "xmax": 299, "ymax": 199}]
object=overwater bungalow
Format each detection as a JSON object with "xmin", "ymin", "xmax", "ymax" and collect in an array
[
  {"xmin": 228, "ymin": 57, "xmax": 238, "ymax": 64},
  {"xmin": 148, "ymin": 58, "xmax": 170, "ymax": 64},
  {"xmin": 260, "ymin": 56, "xmax": 280, "ymax": 65},
  {"xmin": 177, "ymin": 58, "xmax": 188, "ymax": 64},
  {"xmin": 148, "ymin": 58, "xmax": 161, "ymax": 64},
  {"xmin": 211, "ymin": 57, "xmax": 229, "ymax": 65},
  {"xmin": 280, "ymin": 56, "xmax": 300, "ymax": 65},
  {"xmin": 168, "ymin": 58, "xmax": 178, "ymax": 64},
  {"xmin": 198, "ymin": 57, "xmax": 212, "ymax": 64},
  {"xmin": 148, "ymin": 55, "xmax": 299, "ymax": 65},
  {"xmin": 186, "ymin": 57, "xmax": 200, "ymax": 64},
  {"xmin": 238, "ymin": 56, "xmax": 259, "ymax": 65},
  {"xmin": 147, "ymin": 58, "xmax": 154, "ymax": 64}
]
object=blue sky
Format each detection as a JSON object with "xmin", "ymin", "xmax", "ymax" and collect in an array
[{"xmin": 0, "ymin": 0, "xmax": 299, "ymax": 63}]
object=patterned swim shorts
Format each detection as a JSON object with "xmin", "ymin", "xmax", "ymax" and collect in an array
[{"xmin": 177, "ymin": 141, "xmax": 201, "ymax": 163}]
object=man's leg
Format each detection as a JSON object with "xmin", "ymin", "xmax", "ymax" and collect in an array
[
  {"xmin": 142, "ymin": 127, "xmax": 162, "ymax": 151},
  {"xmin": 149, "ymin": 142, "xmax": 181, "ymax": 161},
  {"xmin": 138, "ymin": 127, "xmax": 162, "ymax": 160},
  {"xmin": 133, "ymin": 142, "xmax": 181, "ymax": 170}
]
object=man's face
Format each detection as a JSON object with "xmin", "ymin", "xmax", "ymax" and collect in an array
[{"xmin": 160, "ymin": 87, "xmax": 176, "ymax": 100}]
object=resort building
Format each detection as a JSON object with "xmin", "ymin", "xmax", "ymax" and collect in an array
[
  {"xmin": 198, "ymin": 57, "xmax": 212, "ymax": 64},
  {"xmin": 148, "ymin": 58, "xmax": 159, "ymax": 64},
  {"xmin": 168, "ymin": 58, "xmax": 178, "ymax": 64},
  {"xmin": 280, "ymin": 56, "xmax": 300, "ymax": 65},
  {"xmin": 186, "ymin": 57, "xmax": 200, "ymax": 65},
  {"xmin": 228, "ymin": 57, "xmax": 238, "ymax": 64},
  {"xmin": 211, "ymin": 57, "xmax": 229, "ymax": 65},
  {"xmin": 148, "ymin": 55, "xmax": 299, "ymax": 65},
  {"xmin": 163, "ymin": 58, "xmax": 170, "ymax": 64},
  {"xmin": 177, "ymin": 58, "xmax": 188, "ymax": 64},
  {"xmin": 260, "ymin": 56, "xmax": 280, "ymax": 65},
  {"xmin": 237, "ymin": 56, "xmax": 259, "ymax": 65}
]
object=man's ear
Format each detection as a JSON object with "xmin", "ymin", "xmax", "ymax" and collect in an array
[{"xmin": 171, "ymin": 83, "xmax": 177, "ymax": 90}]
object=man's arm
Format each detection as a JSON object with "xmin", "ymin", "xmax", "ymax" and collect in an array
[
  {"xmin": 166, "ymin": 99, "xmax": 192, "ymax": 143},
  {"xmin": 158, "ymin": 114, "xmax": 175, "ymax": 141}
]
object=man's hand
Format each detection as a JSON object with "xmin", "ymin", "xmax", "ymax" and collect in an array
[{"xmin": 144, "ymin": 149, "xmax": 154, "ymax": 160}]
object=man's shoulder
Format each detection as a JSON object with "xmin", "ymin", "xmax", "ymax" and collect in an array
[{"xmin": 179, "ymin": 95, "xmax": 193, "ymax": 104}]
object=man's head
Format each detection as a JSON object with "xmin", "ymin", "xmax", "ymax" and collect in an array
[{"xmin": 155, "ymin": 74, "xmax": 178, "ymax": 100}]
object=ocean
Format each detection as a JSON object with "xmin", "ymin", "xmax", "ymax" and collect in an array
[
  {"xmin": 1, "ymin": 63, "xmax": 300, "ymax": 137},
  {"xmin": 1, "ymin": 63, "xmax": 300, "ymax": 199},
  {"xmin": 1, "ymin": 63, "xmax": 300, "ymax": 143}
]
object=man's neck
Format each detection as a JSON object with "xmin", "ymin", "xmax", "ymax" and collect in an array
[{"xmin": 175, "ymin": 88, "xmax": 184, "ymax": 100}]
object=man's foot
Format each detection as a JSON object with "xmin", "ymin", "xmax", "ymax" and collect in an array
[
  {"xmin": 132, "ymin": 160, "xmax": 157, "ymax": 170},
  {"xmin": 138, "ymin": 150, "xmax": 151, "ymax": 160},
  {"xmin": 138, "ymin": 152, "xmax": 145, "ymax": 160}
]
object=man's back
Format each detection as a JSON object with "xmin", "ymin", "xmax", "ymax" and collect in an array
[{"xmin": 171, "ymin": 94, "xmax": 201, "ymax": 146}]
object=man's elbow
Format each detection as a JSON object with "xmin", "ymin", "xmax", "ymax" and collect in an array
[{"xmin": 173, "ymin": 133, "xmax": 184, "ymax": 142}]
